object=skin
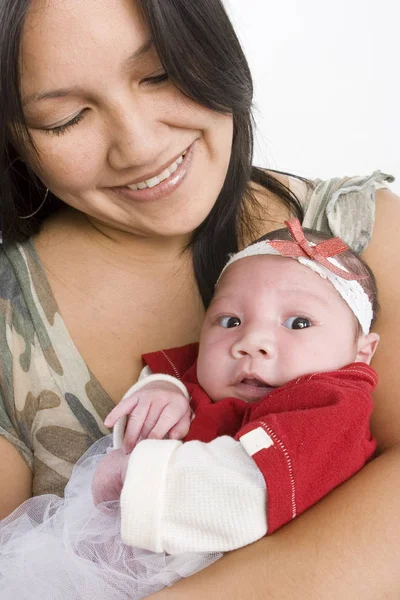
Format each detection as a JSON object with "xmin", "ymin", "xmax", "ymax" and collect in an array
[
  {"xmin": 197, "ymin": 255, "xmax": 378, "ymax": 402},
  {"xmin": 1, "ymin": 0, "xmax": 400, "ymax": 596}
]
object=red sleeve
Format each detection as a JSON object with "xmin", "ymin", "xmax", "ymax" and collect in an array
[
  {"xmin": 235, "ymin": 364, "xmax": 377, "ymax": 533},
  {"xmin": 142, "ymin": 343, "xmax": 199, "ymax": 379}
]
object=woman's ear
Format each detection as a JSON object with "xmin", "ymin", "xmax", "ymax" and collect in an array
[{"xmin": 355, "ymin": 332, "xmax": 380, "ymax": 365}]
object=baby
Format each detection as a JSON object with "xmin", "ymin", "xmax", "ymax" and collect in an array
[
  {"xmin": 0, "ymin": 218, "xmax": 380, "ymax": 600},
  {"xmin": 94, "ymin": 218, "xmax": 380, "ymax": 554}
]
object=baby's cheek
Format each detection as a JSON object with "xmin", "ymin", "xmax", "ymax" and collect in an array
[
  {"xmin": 196, "ymin": 356, "xmax": 208, "ymax": 390},
  {"xmin": 196, "ymin": 353, "xmax": 216, "ymax": 396}
]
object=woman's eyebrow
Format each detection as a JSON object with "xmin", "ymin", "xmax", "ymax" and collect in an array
[
  {"xmin": 22, "ymin": 86, "xmax": 85, "ymax": 107},
  {"xmin": 22, "ymin": 39, "xmax": 154, "ymax": 108},
  {"xmin": 122, "ymin": 38, "xmax": 154, "ymax": 71}
]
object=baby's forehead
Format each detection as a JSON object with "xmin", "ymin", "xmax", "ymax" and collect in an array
[
  {"xmin": 214, "ymin": 255, "xmax": 338, "ymax": 303},
  {"xmin": 217, "ymin": 254, "xmax": 330, "ymax": 290}
]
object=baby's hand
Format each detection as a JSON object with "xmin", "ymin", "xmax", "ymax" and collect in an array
[
  {"xmin": 92, "ymin": 448, "xmax": 129, "ymax": 505},
  {"xmin": 104, "ymin": 382, "xmax": 191, "ymax": 453}
]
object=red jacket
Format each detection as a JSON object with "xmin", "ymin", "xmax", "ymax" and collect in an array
[{"xmin": 143, "ymin": 343, "xmax": 377, "ymax": 533}]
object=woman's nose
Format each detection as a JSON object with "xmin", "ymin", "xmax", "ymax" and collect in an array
[
  {"xmin": 107, "ymin": 101, "xmax": 166, "ymax": 171},
  {"xmin": 231, "ymin": 332, "xmax": 274, "ymax": 359}
]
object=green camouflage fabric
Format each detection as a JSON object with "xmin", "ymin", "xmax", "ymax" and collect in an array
[
  {"xmin": 0, "ymin": 171, "xmax": 394, "ymax": 498},
  {"xmin": 0, "ymin": 242, "xmax": 114, "ymax": 496}
]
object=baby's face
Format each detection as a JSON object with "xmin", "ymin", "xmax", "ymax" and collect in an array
[{"xmin": 197, "ymin": 255, "xmax": 361, "ymax": 402}]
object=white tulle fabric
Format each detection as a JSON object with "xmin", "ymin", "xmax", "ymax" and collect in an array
[{"xmin": 0, "ymin": 436, "xmax": 221, "ymax": 600}]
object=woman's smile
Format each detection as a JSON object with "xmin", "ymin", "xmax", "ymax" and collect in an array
[{"xmin": 110, "ymin": 141, "xmax": 195, "ymax": 203}]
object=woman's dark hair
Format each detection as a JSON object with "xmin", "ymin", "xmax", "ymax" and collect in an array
[
  {"xmin": 0, "ymin": 0, "xmax": 305, "ymax": 305},
  {"xmin": 257, "ymin": 226, "xmax": 379, "ymax": 331}
]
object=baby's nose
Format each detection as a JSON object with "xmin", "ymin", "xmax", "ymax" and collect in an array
[{"xmin": 231, "ymin": 332, "xmax": 274, "ymax": 359}]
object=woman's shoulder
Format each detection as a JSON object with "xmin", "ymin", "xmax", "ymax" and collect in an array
[
  {"xmin": 0, "ymin": 240, "xmax": 31, "ymax": 315},
  {"xmin": 251, "ymin": 169, "xmax": 394, "ymax": 254},
  {"xmin": 0, "ymin": 238, "xmax": 55, "ymax": 329},
  {"xmin": 0, "ymin": 241, "xmax": 37, "ymax": 473},
  {"xmin": 299, "ymin": 170, "xmax": 394, "ymax": 254},
  {"xmin": 0, "ymin": 238, "xmax": 60, "ymax": 417}
]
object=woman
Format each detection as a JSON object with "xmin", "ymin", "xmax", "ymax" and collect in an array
[{"xmin": 0, "ymin": 0, "xmax": 398, "ymax": 597}]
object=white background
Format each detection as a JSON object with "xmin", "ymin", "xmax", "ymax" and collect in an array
[{"xmin": 225, "ymin": 0, "xmax": 399, "ymax": 193}]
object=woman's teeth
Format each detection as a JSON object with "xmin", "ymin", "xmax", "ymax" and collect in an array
[{"xmin": 127, "ymin": 153, "xmax": 185, "ymax": 190}]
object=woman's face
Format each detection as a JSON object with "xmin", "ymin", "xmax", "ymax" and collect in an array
[{"xmin": 20, "ymin": 0, "xmax": 233, "ymax": 240}]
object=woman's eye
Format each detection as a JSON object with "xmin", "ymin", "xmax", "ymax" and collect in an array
[
  {"xmin": 43, "ymin": 110, "xmax": 87, "ymax": 136},
  {"xmin": 142, "ymin": 72, "xmax": 169, "ymax": 85},
  {"xmin": 283, "ymin": 316, "xmax": 312, "ymax": 330},
  {"xmin": 218, "ymin": 316, "xmax": 241, "ymax": 329}
]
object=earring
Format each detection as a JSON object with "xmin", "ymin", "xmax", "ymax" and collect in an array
[{"xmin": 20, "ymin": 189, "xmax": 49, "ymax": 220}]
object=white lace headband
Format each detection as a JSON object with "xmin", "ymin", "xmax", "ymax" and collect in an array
[{"xmin": 218, "ymin": 218, "xmax": 373, "ymax": 335}]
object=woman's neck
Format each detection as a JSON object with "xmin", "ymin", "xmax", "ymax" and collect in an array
[
  {"xmin": 35, "ymin": 207, "xmax": 192, "ymax": 271},
  {"xmin": 33, "ymin": 207, "xmax": 204, "ymax": 402}
]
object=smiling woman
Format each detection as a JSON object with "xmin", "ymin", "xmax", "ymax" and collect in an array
[
  {"xmin": 0, "ymin": 0, "xmax": 400, "ymax": 598},
  {"xmin": 18, "ymin": 1, "xmax": 234, "ymax": 242}
]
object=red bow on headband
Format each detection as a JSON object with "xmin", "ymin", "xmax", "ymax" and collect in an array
[{"xmin": 268, "ymin": 218, "xmax": 364, "ymax": 281}]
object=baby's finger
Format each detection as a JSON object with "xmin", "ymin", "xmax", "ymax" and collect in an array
[
  {"xmin": 138, "ymin": 401, "xmax": 166, "ymax": 440},
  {"xmin": 147, "ymin": 404, "xmax": 190, "ymax": 440},
  {"xmin": 167, "ymin": 414, "xmax": 192, "ymax": 440},
  {"xmin": 104, "ymin": 395, "xmax": 139, "ymax": 428},
  {"xmin": 122, "ymin": 402, "xmax": 150, "ymax": 453}
]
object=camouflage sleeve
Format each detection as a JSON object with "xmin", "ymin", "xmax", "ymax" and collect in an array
[
  {"xmin": 0, "ymin": 323, "xmax": 34, "ymax": 470},
  {"xmin": 0, "ymin": 249, "xmax": 34, "ymax": 469},
  {"xmin": 301, "ymin": 171, "xmax": 395, "ymax": 254}
]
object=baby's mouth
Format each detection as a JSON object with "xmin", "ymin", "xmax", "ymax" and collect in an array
[
  {"xmin": 233, "ymin": 376, "xmax": 275, "ymax": 402},
  {"xmin": 241, "ymin": 377, "xmax": 268, "ymax": 388}
]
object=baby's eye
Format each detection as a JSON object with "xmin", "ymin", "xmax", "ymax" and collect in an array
[
  {"xmin": 283, "ymin": 316, "xmax": 312, "ymax": 330},
  {"xmin": 218, "ymin": 316, "xmax": 241, "ymax": 328}
]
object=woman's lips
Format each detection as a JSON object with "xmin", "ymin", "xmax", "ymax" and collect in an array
[{"xmin": 110, "ymin": 142, "xmax": 195, "ymax": 203}]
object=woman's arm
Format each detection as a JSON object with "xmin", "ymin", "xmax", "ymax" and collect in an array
[
  {"xmin": 148, "ymin": 188, "xmax": 400, "ymax": 599},
  {"xmin": 363, "ymin": 188, "xmax": 400, "ymax": 451},
  {"xmin": 0, "ymin": 436, "xmax": 32, "ymax": 519}
]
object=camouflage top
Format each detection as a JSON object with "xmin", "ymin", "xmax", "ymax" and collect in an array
[{"xmin": 0, "ymin": 171, "xmax": 394, "ymax": 497}]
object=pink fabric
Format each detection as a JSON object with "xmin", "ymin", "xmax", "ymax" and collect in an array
[{"xmin": 267, "ymin": 217, "xmax": 365, "ymax": 281}]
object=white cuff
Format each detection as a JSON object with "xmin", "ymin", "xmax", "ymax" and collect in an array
[
  {"xmin": 113, "ymin": 373, "xmax": 190, "ymax": 449},
  {"xmin": 120, "ymin": 436, "xmax": 267, "ymax": 553},
  {"xmin": 120, "ymin": 439, "xmax": 182, "ymax": 551}
]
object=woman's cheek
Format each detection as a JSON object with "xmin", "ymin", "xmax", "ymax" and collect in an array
[{"xmin": 33, "ymin": 133, "xmax": 106, "ymax": 191}]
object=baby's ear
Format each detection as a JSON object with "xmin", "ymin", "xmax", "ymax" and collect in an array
[{"xmin": 355, "ymin": 332, "xmax": 380, "ymax": 365}]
